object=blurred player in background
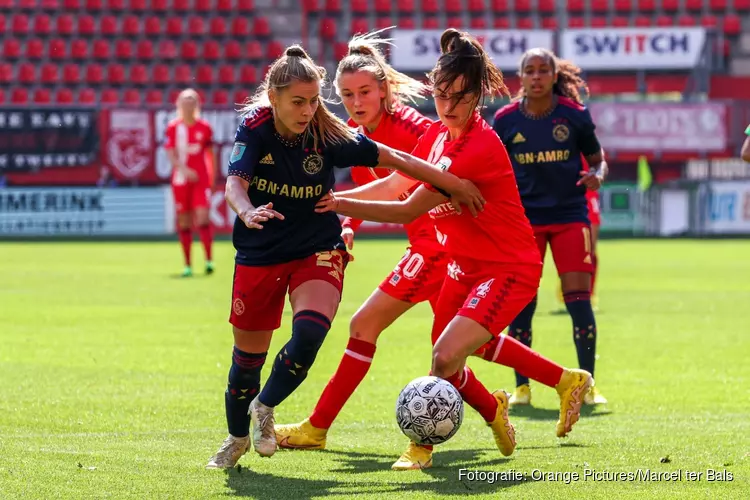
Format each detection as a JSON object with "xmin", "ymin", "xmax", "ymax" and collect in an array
[
  {"xmin": 206, "ymin": 45, "xmax": 484, "ymax": 469},
  {"xmin": 164, "ymin": 89, "xmax": 217, "ymax": 277},
  {"xmin": 314, "ymin": 30, "xmax": 593, "ymax": 470},
  {"xmin": 275, "ymin": 31, "xmax": 451, "ymax": 451},
  {"xmin": 493, "ymin": 48, "xmax": 608, "ymax": 407},
  {"xmin": 742, "ymin": 123, "xmax": 750, "ymax": 162}
]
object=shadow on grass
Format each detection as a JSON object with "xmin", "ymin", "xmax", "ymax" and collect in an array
[{"xmin": 510, "ymin": 404, "xmax": 613, "ymax": 421}]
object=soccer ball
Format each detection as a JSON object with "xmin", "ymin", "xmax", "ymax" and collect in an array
[{"xmin": 396, "ymin": 375, "xmax": 464, "ymax": 446}]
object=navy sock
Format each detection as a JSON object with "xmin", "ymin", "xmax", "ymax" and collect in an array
[
  {"xmin": 225, "ymin": 347, "xmax": 266, "ymax": 438},
  {"xmin": 564, "ymin": 290, "xmax": 597, "ymax": 377},
  {"xmin": 258, "ymin": 310, "xmax": 331, "ymax": 408},
  {"xmin": 507, "ymin": 296, "xmax": 537, "ymax": 387}
]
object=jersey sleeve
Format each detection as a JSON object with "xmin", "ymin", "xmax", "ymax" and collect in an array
[
  {"xmin": 226, "ymin": 120, "xmax": 263, "ymax": 182},
  {"xmin": 576, "ymin": 107, "xmax": 602, "ymax": 157},
  {"xmin": 325, "ymin": 133, "xmax": 379, "ymax": 168},
  {"xmin": 164, "ymin": 122, "xmax": 176, "ymax": 149}
]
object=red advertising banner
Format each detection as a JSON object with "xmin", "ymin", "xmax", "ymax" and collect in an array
[{"xmin": 589, "ymin": 102, "xmax": 728, "ymax": 153}]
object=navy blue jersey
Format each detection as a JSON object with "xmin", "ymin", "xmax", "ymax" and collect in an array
[
  {"xmin": 493, "ymin": 96, "xmax": 601, "ymax": 225},
  {"xmin": 227, "ymin": 106, "xmax": 380, "ymax": 266}
]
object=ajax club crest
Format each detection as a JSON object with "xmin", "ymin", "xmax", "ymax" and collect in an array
[
  {"xmin": 303, "ymin": 154, "xmax": 323, "ymax": 175},
  {"xmin": 552, "ymin": 124, "xmax": 570, "ymax": 142}
]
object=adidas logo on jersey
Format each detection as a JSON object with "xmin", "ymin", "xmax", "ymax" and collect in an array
[
  {"xmin": 260, "ymin": 154, "xmax": 274, "ymax": 165},
  {"xmin": 512, "ymin": 133, "xmax": 526, "ymax": 144}
]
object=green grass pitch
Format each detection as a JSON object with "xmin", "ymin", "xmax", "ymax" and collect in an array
[{"xmin": 0, "ymin": 239, "xmax": 748, "ymax": 499}]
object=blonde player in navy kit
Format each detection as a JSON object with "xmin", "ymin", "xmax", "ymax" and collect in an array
[
  {"xmin": 205, "ymin": 45, "xmax": 485, "ymax": 470},
  {"xmin": 492, "ymin": 48, "xmax": 608, "ymax": 407}
]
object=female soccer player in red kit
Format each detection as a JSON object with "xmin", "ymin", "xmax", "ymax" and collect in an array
[
  {"xmin": 493, "ymin": 49, "xmax": 608, "ymax": 406},
  {"xmin": 164, "ymin": 89, "xmax": 217, "ymax": 277},
  {"xmin": 315, "ymin": 30, "xmax": 593, "ymax": 470},
  {"xmin": 205, "ymin": 44, "xmax": 484, "ymax": 470},
  {"xmin": 274, "ymin": 33, "xmax": 454, "ymax": 450}
]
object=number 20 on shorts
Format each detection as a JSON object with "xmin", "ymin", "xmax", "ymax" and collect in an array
[{"xmin": 394, "ymin": 249, "xmax": 425, "ymax": 279}]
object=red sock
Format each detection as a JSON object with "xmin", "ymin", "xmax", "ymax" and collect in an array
[
  {"xmin": 484, "ymin": 335, "xmax": 564, "ymax": 388},
  {"xmin": 198, "ymin": 224, "xmax": 213, "ymax": 261},
  {"xmin": 309, "ymin": 338, "xmax": 376, "ymax": 429},
  {"xmin": 178, "ymin": 229, "xmax": 192, "ymax": 266},
  {"xmin": 590, "ymin": 253, "xmax": 598, "ymax": 296},
  {"xmin": 444, "ymin": 367, "xmax": 498, "ymax": 423}
]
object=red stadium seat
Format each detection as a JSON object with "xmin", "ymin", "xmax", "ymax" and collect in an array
[
  {"xmin": 468, "ymin": 0, "xmax": 486, "ymax": 11},
  {"xmin": 0, "ymin": 63, "xmax": 12, "ymax": 84},
  {"xmin": 320, "ymin": 18, "xmax": 336, "ymax": 39},
  {"xmin": 33, "ymin": 14, "xmax": 52, "ymax": 35},
  {"xmin": 491, "ymin": 0, "xmax": 508, "ymax": 9},
  {"xmin": 231, "ymin": 18, "xmax": 249, "ymax": 37},
  {"xmin": 517, "ymin": 17, "xmax": 535, "ymax": 29},
  {"xmin": 685, "ymin": 0, "xmax": 701, "ymax": 10},
  {"xmin": 107, "ymin": 0, "xmax": 124, "ymax": 10},
  {"xmin": 567, "ymin": 16, "xmax": 585, "ymax": 27},
  {"xmin": 188, "ymin": 16, "xmax": 205, "ymax": 36},
  {"xmin": 144, "ymin": 17, "xmax": 161, "ymax": 36},
  {"xmin": 43, "ymin": 0, "xmax": 60, "ymax": 10},
  {"xmin": 240, "ymin": 66, "xmax": 258, "ymax": 85},
  {"xmin": 398, "ymin": 16, "xmax": 416, "ymax": 29},
  {"xmin": 493, "ymin": 17, "xmax": 511, "ymax": 28},
  {"xmin": 48, "ymin": 38, "xmax": 66, "ymax": 60},
  {"xmin": 174, "ymin": 64, "xmax": 191, "ymax": 85},
  {"xmin": 661, "ymin": 0, "xmax": 679, "ymax": 10},
  {"xmin": 26, "ymin": 38, "xmax": 44, "ymax": 59},
  {"xmin": 157, "ymin": 39, "xmax": 177, "ymax": 60},
  {"xmin": 63, "ymin": 0, "xmax": 80, "ymax": 8},
  {"xmin": 11, "ymin": 88, "xmax": 29, "ymax": 104},
  {"xmin": 266, "ymin": 40, "xmax": 284, "ymax": 59},
  {"xmin": 130, "ymin": 63, "xmax": 148, "ymax": 85},
  {"xmin": 421, "ymin": 0, "xmax": 438, "ymax": 13},
  {"xmin": 79, "ymin": 88, "xmax": 96, "ymax": 104},
  {"xmin": 234, "ymin": 90, "xmax": 249, "ymax": 105},
  {"xmin": 709, "ymin": 0, "xmax": 726, "ymax": 10},
  {"xmin": 350, "ymin": 17, "xmax": 369, "ymax": 35},
  {"xmin": 422, "ymin": 16, "xmax": 439, "ymax": 28},
  {"xmin": 56, "ymin": 14, "xmax": 74, "ymax": 36},
  {"xmin": 614, "ymin": 0, "xmax": 631, "ymax": 11},
  {"xmin": 637, "ymin": 0, "xmax": 656, "ymax": 12},
  {"xmin": 56, "ymin": 88, "xmax": 74, "ymax": 104},
  {"xmin": 173, "ymin": 0, "xmax": 190, "ymax": 13},
  {"xmin": 180, "ymin": 40, "xmax": 198, "ymax": 60},
  {"xmin": 567, "ymin": 0, "xmax": 584, "ymax": 12},
  {"xmin": 18, "ymin": 63, "xmax": 36, "ymax": 84},
  {"xmin": 375, "ymin": 0, "xmax": 393, "ymax": 13},
  {"xmin": 446, "ymin": 16, "xmax": 463, "ymax": 28},
  {"xmin": 253, "ymin": 17, "xmax": 270, "ymax": 37},
  {"xmin": 70, "ymin": 39, "xmax": 88, "ymax": 60},
  {"xmin": 115, "ymin": 39, "xmax": 133, "ymax": 59},
  {"xmin": 33, "ymin": 88, "xmax": 51, "ymax": 104},
  {"xmin": 152, "ymin": 64, "xmax": 170, "ymax": 85},
  {"xmin": 77, "ymin": 15, "xmax": 95, "ymax": 36},
  {"xmin": 677, "ymin": 15, "xmax": 697, "ymax": 26},
  {"xmin": 212, "ymin": 90, "xmax": 229, "ymax": 106},
  {"xmin": 723, "ymin": 14, "xmax": 741, "ymax": 36},
  {"xmin": 123, "ymin": 89, "xmax": 141, "ymax": 106},
  {"xmin": 470, "ymin": 17, "xmax": 487, "ymax": 29},
  {"xmin": 590, "ymin": 16, "xmax": 608, "ymax": 27},
  {"xmin": 397, "ymin": 0, "xmax": 415, "ymax": 12},
  {"xmin": 19, "ymin": 0, "xmax": 38, "ymax": 9},
  {"xmin": 333, "ymin": 42, "xmax": 348, "ymax": 61},
  {"xmin": 635, "ymin": 15, "xmax": 652, "ymax": 27},
  {"xmin": 122, "ymin": 16, "xmax": 140, "ymax": 36},
  {"xmin": 203, "ymin": 40, "xmax": 220, "ymax": 61},
  {"xmin": 224, "ymin": 40, "xmax": 241, "ymax": 60},
  {"xmin": 93, "ymin": 39, "xmax": 111, "ymax": 59},
  {"xmin": 375, "ymin": 17, "xmax": 395, "ymax": 30},
  {"xmin": 590, "ymin": 0, "xmax": 608, "ymax": 12},
  {"xmin": 63, "ymin": 63, "xmax": 80, "ymax": 83},
  {"xmin": 136, "ymin": 39, "xmax": 153, "ymax": 60},
  {"xmin": 736, "ymin": 0, "xmax": 750, "ymax": 11},
  {"xmin": 238, "ymin": 0, "xmax": 254, "ymax": 11},
  {"xmin": 166, "ymin": 17, "xmax": 182, "ymax": 37},
  {"xmin": 101, "ymin": 88, "xmax": 119, "ymax": 104},
  {"xmin": 210, "ymin": 18, "xmax": 227, "ymax": 37},
  {"xmin": 168, "ymin": 89, "xmax": 181, "ymax": 103},
  {"xmin": 217, "ymin": 0, "xmax": 232, "ymax": 12},
  {"xmin": 514, "ymin": 0, "xmax": 531, "ymax": 12},
  {"xmin": 701, "ymin": 15, "xmax": 718, "ymax": 28},
  {"xmin": 352, "ymin": 0, "xmax": 368, "ymax": 13},
  {"xmin": 12, "ymin": 14, "xmax": 29, "ymax": 35},
  {"xmin": 85, "ymin": 64, "xmax": 103, "ymax": 84},
  {"xmin": 99, "ymin": 15, "xmax": 117, "ymax": 37},
  {"xmin": 612, "ymin": 15, "xmax": 630, "ymax": 26},
  {"xmin": 538, "ymin": 0, "xmax": 555, "ymax": 13},
  {"xmin": 446, "ymin": 0, "xmax": 463, "ymax": 12},
  {"xmin": 195, "ymin": 0, "xmax": 211, "ymax": 12},
  {"xmin": 86, "ymin": 0, "xmax": 102, "ymax": 11},
  {"xmin": 196, "ymin": 64, "xmax": 213, "ymax": 85},
  {"xmin": 41, "ymin": 63, "xmax": 58, "ymax": 84},
  {"xmin": 218, "ymin": 65, "xmax": 235, "ymax": 85},
  {"xmin": 129, "ymin": 0, "xmax": 146, "ymax": 11},
  {"xmin": 541, "ymin": 17, "xmax": 558, "ymax": 29},
  {"xmin": 152, "ymin": 0, "xmax": 167, "ymax": 12},
  {"xmin": 107, "ymin": 63, "xmax": 125, "ymax": 85},
  {"xmin": 655, "ymin": 15, "xmax": 673, "ymax": 26},
  {"xmin": 3, "ymin": 38, "xmax": 20, "ymax": 59},
  {"xmin": 247, "ymin": 40, "xmax": 263, "ymax": 60},
  {"xmin": 145, "ymin": 89, "xmax": 163, "ymax": 105}
]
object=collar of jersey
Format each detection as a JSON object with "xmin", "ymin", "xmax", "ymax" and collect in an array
[
  {"xmin": 274, "ymin": 130, "xmax": 303, "ymax": 148},
  {"xmin": 519, "ymin": 95, "xmax": 558, "ymax": 121}
]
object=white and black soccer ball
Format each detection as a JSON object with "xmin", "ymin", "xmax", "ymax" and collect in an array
[{"xmin": 396, "ymin": 375, "xmax": 464, "ymax": 446}]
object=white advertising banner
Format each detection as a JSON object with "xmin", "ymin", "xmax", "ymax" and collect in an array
[
  {"xmin": 560, "ymin": 28, "xmax": 707, "ymax": 70},
  {"xmin": 704, "ymin": 181, "xmax": 750, "ymax": 234},
  {"xmin": 390, "ymin": 29, "xmax": 554, "ymax": 71},
  {"xmin": 0, "ymin": 187, "xmax": 171, "ymax": 236}
]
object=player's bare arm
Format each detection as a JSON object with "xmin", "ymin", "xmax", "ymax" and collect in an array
[
  {"xmin": 317, "ymin": 185, "xmax": 446, "ymax": 224},
  {"xmin": 336, "ymin": 172, "xmax": 417, "ymax": 201},
  {"xmin": 225, "ymin": 175, "xmax": 285, "ymax": 230},
  {"xmin": 578, "ymin": 149, "xmax": 608, "ymax": 191},
  {"xmin": 375, "ymin": 143, "xmax": 486, "ymax": 214}
]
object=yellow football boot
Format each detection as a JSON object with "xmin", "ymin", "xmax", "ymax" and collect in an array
[
  {"xmin": 584, "ymin": 386, "xmax": 608, "ymax": 405},
  {"xmin": 274, "ymin": 418, "xmax": 327, "ymax": 450},
  {"xmin": 509, "ymin": 384, "xmax": 531, "ymax": 406},
  {"xmin": 487, "ymin": 390, "xmax": 516, "ymax": 456},
  {"xmin": 555, "ymin": 369, "xmax": 593, "ymax": 438},
  {"xmin": 392, "ymin": 442, "xmax": 433, "ymax": 470}
]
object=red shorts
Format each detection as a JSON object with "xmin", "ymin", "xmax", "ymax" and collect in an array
[
  {"xmin": 430, "ymin": 259, "xmax": 541, "ymax": 344},
  {"xmin": 229, "ymin": 250, "xmax": 350, "ymax": 331},
  {"xmin": 172, "ymin": 182, "xmax": 211, "ymax": 214},
  {"xmin": 586, "ymin": 190, "xmax": 601, "ymax": 226},
  {"xmin": 378, "ymin": 244, "xmax": 449, "ymax": 311},
  {"xmin": 533, "ymin": 222, "xmax": 594, "ymax": 275}
]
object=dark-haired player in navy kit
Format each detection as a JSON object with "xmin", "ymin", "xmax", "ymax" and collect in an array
[
  {"xmin": 492, "ymin": 48, "xmax": 609, "ymax": 408},
  {"xmin": 205, "ymin": 44, "xmax": 485, "ymax": 470}
]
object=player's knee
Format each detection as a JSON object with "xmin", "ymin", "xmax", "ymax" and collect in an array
[
  {"xmin": 431, "ymin": 348, "xmax": 458, "ymax": 378},
  {"xmin": 349, "ymin": 309, "xmax": 381, "ymax": 343},
  {"xmin": 288, "ymin": 310, "xmax": 331, "ymax": 368}
]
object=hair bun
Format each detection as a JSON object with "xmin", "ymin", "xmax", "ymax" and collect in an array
[
  {"xmin": 440, "ymin": 28, "xmax": 465, "ymax": 54},
  {"xmin": 285, "ymin": 45, "xmax": 308, "ymax": 58}
]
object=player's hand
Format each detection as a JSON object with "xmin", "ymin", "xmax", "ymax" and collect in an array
[
  {"xmin": 183, "ymin": 167, "xmax": 199, "ymax": 182},
  {"xmin": 341, "ymin": 227, "xmax": 355, "ymax": 250},
  {"xmin": 315, "ymin": 191, "xmax": 339, "ymax": 213},
  {"xmin": 449, "ymin": 179, "xmax": 485, "ymax": 217},
  {"xmin": 239, "ymin": 203, "xmax": 285, "ymax": 229},
  {"xmin": 577, "ymin": 170, "xmax": 604, "ymax": 191}
]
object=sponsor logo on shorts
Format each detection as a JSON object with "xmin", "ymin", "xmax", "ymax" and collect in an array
[
  {"xmin": 467, "ymin": 297, "xmax": 480, "ymax": 309},
  {"xmin": 476, "ymin": 278, "xmax": 495, "ymax": 298},
  {"xmin": 233, "ymin": 298, "xmax": 245, "ymax": 316},
  {"xmin": 389, "ymin": 274, "xmax": 401, "ymax": 286}
]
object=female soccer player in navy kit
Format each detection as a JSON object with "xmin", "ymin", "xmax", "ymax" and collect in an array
[
  {"xmin": 492, "ymin": 48, "xmax": 608, "ymax": 406},
  {"xmin": 316, "ymin": 30, "xmax": 593, "ymax": 470},
  {"xmin": 205, "ymin": 45, "xmax": 485, "ymax": 469},
  {"xmin": 274, "ymin": 33, "xmax": 455, "ymax": 450}
]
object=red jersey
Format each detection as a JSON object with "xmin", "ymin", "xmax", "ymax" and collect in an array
[
  {"xmin": 342, "ymin": 105, "xmax": 438, "ymax": 247},
  {"xmin": 164, "ymin": 118, "xmax": 214, "ymax": 186},
  {"xmin": 417, "ymin": 112, "xmax": 541, "ymax": 266}
]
